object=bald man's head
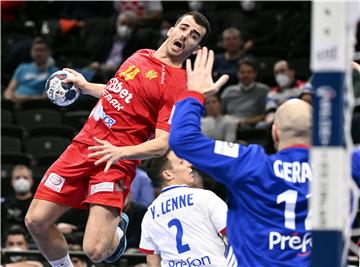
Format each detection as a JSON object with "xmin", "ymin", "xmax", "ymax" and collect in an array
[{"xmin": 272, "ymin": 99, "xmax": 312, "ymax": 150}]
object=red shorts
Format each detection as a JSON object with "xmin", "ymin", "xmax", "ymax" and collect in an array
[{"xmin": 35, "ymin": 141, "xmax": 136, "ymax": 211}]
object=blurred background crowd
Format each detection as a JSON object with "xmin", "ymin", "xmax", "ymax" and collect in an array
[{"xmin": 1, "ymin": 1, "xmax": 359, "ymax": 266}]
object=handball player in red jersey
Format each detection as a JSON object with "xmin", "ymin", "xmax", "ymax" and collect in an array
[{"xmin": 25, "ymin": 11, "xmax": 210, "ymax": 267}]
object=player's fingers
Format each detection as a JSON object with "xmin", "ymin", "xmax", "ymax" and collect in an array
[
  {"xmin": 200, "ymin": 47, "xmax": 208, "ymax": 69},
  {"xmin": 88, "ymin": 149, "xmax": 109, "ymax": 158},
  {"xmin": 63, "ymin": 68, "xmax": 80, "ymax": 77},
  {"xmin": 94, "ymin": 154, "xmax": 111, "ymax": 165},
  {"xmin": 194, "ymin": 47, "xmax": 203, "ymax": 69},
  {"xmin": 88, "ymin": 145, "xmax": 103, "ymax": 151},
  {"xmin": 205, "ymin": 49, "xmax": 214, "ymax": 74},
  {"xmin": 186, "ymin": 59, "xmax": 193, "ymax": 77},
  {"xmin": 104, "ymin": 160, "xmax": 113, "ymax": 172},
  {"xmin": 93, "ymin": 136, "xmax": 107, "ymax": 145},
  {"xmin": 214, "ymin": 74, "xmax": 229, "ymax": 91}
]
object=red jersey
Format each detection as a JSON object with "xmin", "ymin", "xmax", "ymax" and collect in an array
[{"xmin": 74, "ymin": 49, "xmax": 187, "ymax": 148}]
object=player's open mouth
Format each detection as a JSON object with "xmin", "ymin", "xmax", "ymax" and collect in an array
[{"xmin": 173, "ymin": 41, "xmax": 183, "ymax": 50}]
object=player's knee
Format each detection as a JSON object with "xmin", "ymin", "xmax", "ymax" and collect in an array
[
  {"xmin": 83, "ymin": 243, "xmax": 107, "ymax": 263},
  {"xmin": 24, "ymin": 211, "xmax": 50, "ymax": 235}
]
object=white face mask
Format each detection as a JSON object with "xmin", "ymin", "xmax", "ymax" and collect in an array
[
  {"xmin": 117, "ymin": 25, "xmax": 132, "ymax": 40},
  {"xmin": 188, "ymin": 1, "xmax": 203, "ymax": 11},
  {"xmin": 275, "ymin": 73, "xmax": 290, "ymax": 88},
  {"xmin": 13, "ymin": 177, "xmax": 31, "ymax": 194},
  {"xmin": 160, "ymin": 29, "xmax": 168, "ymax": 39},
  {"xmin": 9, "ymin": 246, "xmax": 24, "ymax": 262},
  {"xmin": 241, "ymin": 0, "xmax": 256, "ymax": 12}
]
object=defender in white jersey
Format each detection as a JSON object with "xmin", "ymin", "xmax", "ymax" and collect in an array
[{"xmin": 139, "ymin": 150, "xmax": 229, "ymax": 267}]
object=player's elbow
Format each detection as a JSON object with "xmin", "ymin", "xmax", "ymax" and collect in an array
[{"xmin": 154, "ymin": 143, "xmax": 169, "ymax": 157}]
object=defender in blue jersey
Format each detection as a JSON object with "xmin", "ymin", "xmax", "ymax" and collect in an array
[{"xmin": 169, "ymin": 47, "xmax": 312, "ymax": 267}]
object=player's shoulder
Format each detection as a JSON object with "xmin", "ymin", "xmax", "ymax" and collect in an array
[
  {"xmin": 190, "ymin": 187, "xmax": 220, "ymax": 200},
  {"xmin": 130, "ymin": 49, "xmax": 155, "ymax": 61},
  {"xmin": 16, "ymin": 62, "xmax": 31, "ymax": 71}
]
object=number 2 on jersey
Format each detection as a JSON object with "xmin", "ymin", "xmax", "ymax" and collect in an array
[{"xmin": 168, "ymin": 219, "xmax": 190, "ymax": 253}]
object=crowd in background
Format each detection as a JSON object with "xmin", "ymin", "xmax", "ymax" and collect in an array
[{"xmin": 1, "ymin": 1, "xmax": 359, "ymax": 266}]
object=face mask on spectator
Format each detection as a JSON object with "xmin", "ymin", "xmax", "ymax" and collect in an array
[
  {"xmin": 276, "ymin": 73, "xmax": 290, "ymax": 88},
  {"xmin": 188, "ymin": 1, "xmax": 203, "ymax": 11},
  {"xmin": 241, "ymin": 0, "xmax": 256, "ymax": 12},
  {"xmin": 117, "ymin": 25, "xmax": 132, "ymax": 40},
  {"xmin": 13, "ymin": 177, "xmax": 31, "ymax": 194},
  {"xmin": 160, "ymin": 29, "xmax": 168, "ymax": 39},
  {"xmin": 9, "ymin": 246, "xmax": 24, "ymax": 262}
]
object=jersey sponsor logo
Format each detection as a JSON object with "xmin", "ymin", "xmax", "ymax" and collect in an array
[
  {"xmin": 168, "ymin": 256, "xmax": 211, "ymax": 267},
  {"xmin": 103, "ymin": 78, "xmax": 133, "ymax": 111},
  {"xmin": 273, "ymin": 160, "xmax": 312, "ymax": 183},
  {"xmin": 214, "ymin": 140, "xmax": 239, "ymax": 158},
  {"xmin": 90, "ymin": 102, "xmax": 117, "ymax": 128},
  {"xmin": 145, "ymin": 69, "xmax": 158, "ymax": 80},
  {"xmin": 118, "ymin": 65, "xmax": 140, "ymax": 81},
  {"xmin": 90, "ymin": 182, "xmax": 114, "ymax": 195},
  {"xmin": 44, "ymin": 173, "xmax": 65, "ymax": 192},
  {"xmin": 269, "ymin": 231, "xmax": 312, "ymax": 254}
]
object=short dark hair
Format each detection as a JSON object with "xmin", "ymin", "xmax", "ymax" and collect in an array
[
  {"xmin": 32, "ymin": 36, "xmax": 49, "ymax": 49},
  {"xmin": 237, "ymin": 56, "xmax": 259, "ymax": 72},
  {"xmin": 175, "ymin": 11, "xmax": 211, "ymax": 43},
  {"xmin": 5, "ymin": 225, "xmax": 29, "ymax": 243},
  {"xmin": 146, "ymin": 149, "xmax": 173, "ymax": 186}
]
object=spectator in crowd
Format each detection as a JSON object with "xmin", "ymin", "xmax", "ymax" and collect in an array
[
  {"xmin": 221, "ymin": 57, "xmax": 269, "ymax": 128},
  {"xmin": 3, "ymin": 37, "xmax": 58, "ymax": 103},
  {"xmin": 130, "ymin": 167, "xmax": 155, "ymax": 207},
  {"xmin": 201, "ymin": 94, "xmax": 237, "ymax": 142},
  {"xmin": 2, "ymin": 165, "xmax": 35, "ymax": 237},
  {"xmin": 55, "ymin": 208, "xmax": 89, "ymax": 243},
  {"xmin": 113, "ymin": 0, "xmax": 163, "ymax": 27},
  {"xmin": 299, "ymin": 81, "xmax": 313, "ymax": 105},
  {"xmin": 122, "ymin": 192, "xmax": 147, "ymax": 250},
  {"xmin": 187, "ymin": 1, "xmax": 203, "ymax": 12},
  {"xmin": 157, "ymin": 17, "xmax": 174, "ymax": 46},
  {"xmin": 213, "ymin": 27, "xmax": 252, "ymax": 91},
  {"xmin": 89, "ymin": 11, "xmax": 137, "ymax": 83},
  {"xmin": 265, "ymin": 60, "xmax": 306, "ymax": 122},
  {"xmin": 3, "ymin": 225, "xmax": 44, "ymax": 267},
  {"xmin": 67, "ymin": 243, "xmax": 89, "ymax": 267}
]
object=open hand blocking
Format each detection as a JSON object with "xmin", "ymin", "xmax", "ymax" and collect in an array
[{"xmin": 186, "ymin": 47, "xmax": 229, "ymax": 97}]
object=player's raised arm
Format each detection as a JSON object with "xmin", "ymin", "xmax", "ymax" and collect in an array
[{"xmin": 63, "ymin": 68, "xmax": 106, "ymax": 98}]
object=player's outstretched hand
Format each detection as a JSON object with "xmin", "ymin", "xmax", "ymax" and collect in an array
[
  {"xmin": 186, "ymin": 47, "xmax": 229, "ymax": 97},
  {"xmin": 62, "ymin": 68, "xmax": 89, "ymax": 94},
  {"xmin": 88, "ymin": 137, "xmax": 125, "ymax": 172}
]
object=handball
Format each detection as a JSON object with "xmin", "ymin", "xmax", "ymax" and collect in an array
[{"xmin": 45, "ymin": 70, "xmax": 80, "ymax": 106}]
